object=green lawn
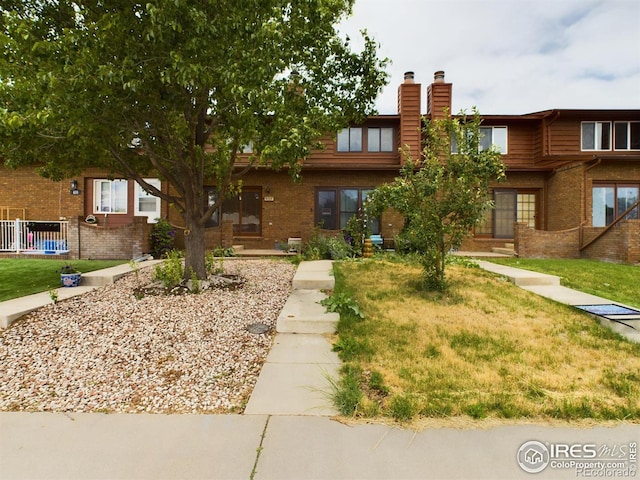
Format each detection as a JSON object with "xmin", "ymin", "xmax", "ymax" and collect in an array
[
  {"xmin": 0, "ymin": 259, "xmax": 126, "ymax": 301},
  {"xmin": 485, "ymin": 258, "xmax": 640, "ymax": 309},
  {"xmin": 329, "ymin": 257, "xmax": 640, "ymax": 424}
]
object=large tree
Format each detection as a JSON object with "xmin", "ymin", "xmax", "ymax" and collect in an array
[
  {"xmin": 367, "ymin": 110, "xmax": 505, "ymax": 291},
  {"xmin": 0, "ymin": 0, "xmax": 388, "ymax": 278}
]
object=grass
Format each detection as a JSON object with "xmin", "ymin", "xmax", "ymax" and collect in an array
[
  {"xmin": 329, "ymin": 257, "xmax": 640, "ymax": 424},
  {"xmin": 0, "ymin": 258, "xmax": 126, "ymax": 301},
  {"xmin": 486, "ymin": 258, "xmax": 640, "ymax": 309}
]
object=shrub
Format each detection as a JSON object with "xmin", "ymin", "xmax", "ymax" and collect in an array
[
  {"xmin": 149, "ymin": 218, "xmax": 176, "ymax": 259},
  {"xmin": 153, "ymin": 249, "xmax": 183, "ymax": 289},
  {"xmin": 303, "ymin": 228, "xmax": 355, "ymax": 260}
]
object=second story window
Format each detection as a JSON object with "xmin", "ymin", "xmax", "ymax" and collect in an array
[
  {"xmin": 614, "ymin": 122, "xmax": 640, "ymax": 150},
  {"xmin": 367, "ymin": 127, "xmax": 394, "ymax": 152},
  {"xmin": 451, "ymin": 126, "xmax": 508, "ymax": 154},
  {"xmin": 479, "ymin": 127, "xmax": 507, "ymax": 153},
  {"xmin": 582, "ymin": 122, "xmax": 611, "ymax": 151},
  {"xmin": 337, "ymin": 127, "xmax": 362, "ymax": 152}
]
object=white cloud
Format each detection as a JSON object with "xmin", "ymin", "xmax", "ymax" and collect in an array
[{"xmin": 339, "ymin": 0, "xmax": 640, "ymax": 114}]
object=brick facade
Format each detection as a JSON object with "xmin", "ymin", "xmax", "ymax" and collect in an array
[
  {"xmin": 2, "ymin": 72, "xmax": 639, "ymax": 263},
  {"xmin": 514, "ymin": 223, "xmax": 581, "ymax": 259},
  {"xmin": 67, "ymin": 216, "xmax": 151, "ymax": 260}
]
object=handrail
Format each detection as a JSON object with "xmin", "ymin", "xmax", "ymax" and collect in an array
[{"xmin": 580, "ymin": 199, "xmax": 640, "ymax": 251}]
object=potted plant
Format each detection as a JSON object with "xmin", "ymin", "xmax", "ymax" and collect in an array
[{"xmin": 60, "ymin": 264, "xmax": 82, "ymax": 287}]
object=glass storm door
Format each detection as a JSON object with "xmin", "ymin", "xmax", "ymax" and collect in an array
[{"xmin": 494, "ymin": 190, "xmax": 517, "ymax": 238}]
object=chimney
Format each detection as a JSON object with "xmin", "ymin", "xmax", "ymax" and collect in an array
[
  {"xmin": 426, "ymin": 70, "xmax": 452, "ymax": 119},
  {"xmin": 397, "ymin": 71, "xmax": 421, "ymax": 163}
]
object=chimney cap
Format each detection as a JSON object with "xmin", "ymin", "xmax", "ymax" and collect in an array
[
  {"xmin": 403, "ymin": 71, "xmax": 415, "ymax": 83},
  {"xmin": 434, "ymin": 70, "xmax": 445, "ymax": 83}
]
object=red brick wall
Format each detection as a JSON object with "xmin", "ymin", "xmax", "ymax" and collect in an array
[
  {"xmin": 168, "ymin": 170, "xmax": 404, "ymax": 249},
  {"xmin": 514, "ymin": 222, "xmax": 581, "ymax": 258},
  {"xmin": 67, "ymin": 216, "xmax": 151, "ymax": 260},
  {"xmin": 0, "ymin": 166, "xmax": 84, "ymax": 220},
  {"xmin": 582, "ymin": 220, "xmax": 640, "ymax": 263},
  {"xmin": 546, "ymin": 163, "xmax": 584, "ymax": 231}
]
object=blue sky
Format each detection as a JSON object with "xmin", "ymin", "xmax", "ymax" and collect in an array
[{"xmin": 339, "ymin": 0, "xmax": 640, "ymax": 115}]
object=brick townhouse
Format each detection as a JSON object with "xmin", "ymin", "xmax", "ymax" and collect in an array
[{"xmin": 1, "ymin": 71, "xmax": 639, "ymax": 262}]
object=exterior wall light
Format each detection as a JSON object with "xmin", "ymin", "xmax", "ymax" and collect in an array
[{"xmin": 70, "ymin": 179, "xmax": 81, "ymax": 195}]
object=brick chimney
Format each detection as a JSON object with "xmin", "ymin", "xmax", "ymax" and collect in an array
[
  {"xmin": 426, "ymin": 70, "xmax": 452, "ymax": 119},
  {"xmin": 397, "ymin": 71, "xmax": 421, "ymax": 162}
]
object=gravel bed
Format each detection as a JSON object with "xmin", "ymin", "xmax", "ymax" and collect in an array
[{"xmin": 0, "ymin": 259, "xmax": 296, "ymax": 414}]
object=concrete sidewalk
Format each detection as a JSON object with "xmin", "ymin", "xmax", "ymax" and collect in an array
[
  {"xmin": 1, "ymin": 258, "xmax": 639, "ymax": 479},
  {"xmin": 1, "ymin": 412, "xmax": 637, "ymax": 480}
]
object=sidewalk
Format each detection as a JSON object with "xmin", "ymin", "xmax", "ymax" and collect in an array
[{"xmin": 1, "ymin": 258, "xmax": 639, "ymax": 479}]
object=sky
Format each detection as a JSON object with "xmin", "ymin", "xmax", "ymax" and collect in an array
[{"xmin": 338, "ymin": 0, "xmax": 640, "ymax": 115}]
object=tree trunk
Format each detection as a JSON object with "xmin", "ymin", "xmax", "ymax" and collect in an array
[{"xmin": 183, "ymin": 217, "xmax": 207, "ymax": 280}]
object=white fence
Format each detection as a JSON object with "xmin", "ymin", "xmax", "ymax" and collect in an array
[{"xmin": 0, "ymin": 219, "xmax": 69, "ymax": 254}]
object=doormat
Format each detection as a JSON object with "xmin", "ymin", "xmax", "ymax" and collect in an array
[{"xmin": 575, "ymin": 304, "xmax": 640, "ymax": 316}]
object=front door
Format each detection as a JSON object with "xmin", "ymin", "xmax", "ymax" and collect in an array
[
  {"xmin": 494, "ymin": 190, "xmax": 517, "ymax": 238},
  {"xmin": 221, "ymin": 188, "xmax": 262, "ymax": 235}
]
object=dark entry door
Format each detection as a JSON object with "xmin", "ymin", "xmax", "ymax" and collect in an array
[{"xmin": 494, "ymin": 190, "xmax": 517, "ymax": 238}]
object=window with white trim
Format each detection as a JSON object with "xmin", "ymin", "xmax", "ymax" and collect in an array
[
  {"xmin": 614, "ymin": 122, "xmax": 640, "ymax": 150},
  {"xmin": 451, "ymin": 126, "xmax": 508, "ymax": 154},
  {"xmin": 582, "ymin": 122, "xmax": 611, "ymax": 151},
  {"xmin": 336, "ymin": 128, "xmax": 363, "ymax": 152},
  {"xmin": 134, "ymin": 178, "xmax": 161, "ymax": 223},
  {"xmin": 367, "ymin": 127, "xmax": 394, "ymax": 152},
  {"xmin": 94, "ymin": 179, "xmax": 128, "ymax": 214},
  {"xmin": 479, "ymin": 126, "xmax": 507, "ymax": 153}
]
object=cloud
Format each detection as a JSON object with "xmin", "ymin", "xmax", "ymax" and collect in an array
[{"xmin": 339, "ymin": 0, "xmax": 640, "ymax": 114}]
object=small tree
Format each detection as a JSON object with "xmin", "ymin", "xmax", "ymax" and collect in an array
[
  {"xmin": 0, "ymin": 1, "xmax": 388, "ymax": 280},
  {"xmin": 366, "ymin": 109, "xmax": 505, "ymax": 290}
]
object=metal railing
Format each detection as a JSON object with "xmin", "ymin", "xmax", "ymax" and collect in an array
[{"xmin": 0, "ymin": 219, "xmax": 69, "ymax": 253}]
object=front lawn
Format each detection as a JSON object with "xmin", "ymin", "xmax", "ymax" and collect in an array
[
  {"xmin": 486, "ymin": 258, "xmax": 640, "ymax": 309},
  {"xmin": 0, "ymin": 259, "xmax": 126, "ymax": 301},
  {"xmin": 330, "ymin": 258, "xmax": 640, "ymax": 424}
]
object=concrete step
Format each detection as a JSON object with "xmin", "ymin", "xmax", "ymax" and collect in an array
[
  {"xmin": 491, "ymin": 247, "xmax": 516, "ymax": 256},
  {"xmin": 292, "ymin": 260, "xmax": 335, "ymax": 290},
  {"xmin": 276, "ymin": 289, "xmax": 339, "ymax": 334}
]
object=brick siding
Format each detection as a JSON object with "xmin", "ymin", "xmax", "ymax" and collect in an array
[{"xmin": 67, "ymin": 216, "xmax": 151, "ymax": 260}]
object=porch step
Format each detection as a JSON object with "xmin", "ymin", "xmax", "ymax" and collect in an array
[
  {"xmin": 292, "ymin": 260, "xmax": 335, "ymax": 290},
  {"xmin": 491, "ymin": 243, "xmax": 516, "ymax": 256},
  {"xmin": 276, "ymin": 260, "xmax": 338, "ymax": 334}
]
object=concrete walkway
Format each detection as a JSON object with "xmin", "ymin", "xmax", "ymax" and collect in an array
[
  {"xmin": 476, "ymin": 260, "xmax": 640, "ymax": 343},
  {"xmin": 1, "ymin": 259, "xmax": 639, "ymax": 479},
  {"xmin": 245, "ymin": 260, "xmax": 340, "ymax": 416}
]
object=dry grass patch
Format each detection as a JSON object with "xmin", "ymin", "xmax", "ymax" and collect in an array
[{"xmin": 331, "ymin": 258, "xmax": 640, "ymax": 423}]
